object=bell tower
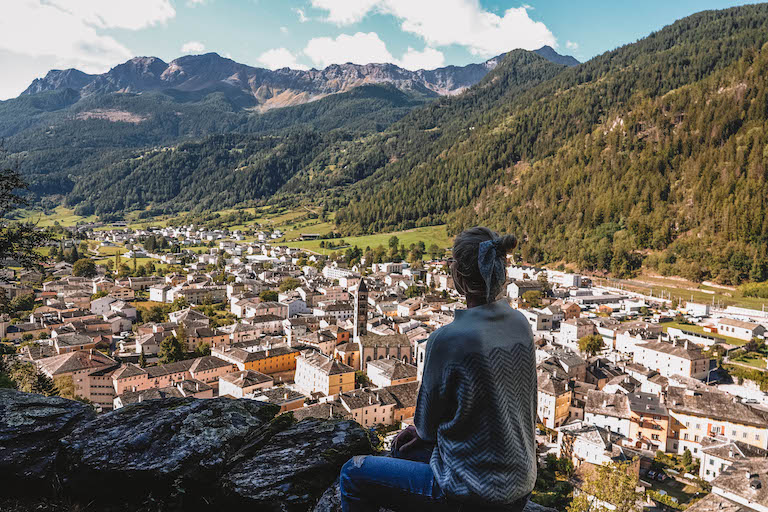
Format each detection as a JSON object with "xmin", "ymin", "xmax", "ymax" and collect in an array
[{"xmin": 353, "ymin": 278, "xmax": 368, "ymax": 341}]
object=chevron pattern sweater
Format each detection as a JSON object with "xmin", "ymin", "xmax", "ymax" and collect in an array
[{"xmin": 415, "ymin": 300, "xmax": 538, "ymax": 506}]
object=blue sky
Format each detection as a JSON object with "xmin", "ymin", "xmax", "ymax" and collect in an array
[{"xmin": 0, "ymin": 0, "xmax": 764, "ymax": 99}]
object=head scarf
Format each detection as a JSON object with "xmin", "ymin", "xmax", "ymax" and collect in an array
[{"xmin": 477, "ymin": 239, "xmax": 506, "ymax": 302}]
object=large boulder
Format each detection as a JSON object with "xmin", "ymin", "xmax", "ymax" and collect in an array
[
  {"xmin": 58, "ymin": 396, "xmax": 279, "ymax": 501},
  {"xmin": 0, "ymin": 389, "xmax": 94, "ymax": 492},
  {"xmin": 223, "ymin": 417, "xmax": 374, "ymax": 511}
]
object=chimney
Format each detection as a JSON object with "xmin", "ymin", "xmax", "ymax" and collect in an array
[{"xmin": 684, "ymin": 340, "xmax": 689, "ymax": 350}]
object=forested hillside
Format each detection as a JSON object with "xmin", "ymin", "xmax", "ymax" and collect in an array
[
  {"xmin": 332, "ymin": 4, "xmax": 768, "ymax": 284},
  {"xmin": 0, "ymin": 84, "xmax": 429, "ymax": 198}
]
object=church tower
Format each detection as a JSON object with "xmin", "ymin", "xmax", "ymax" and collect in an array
[{"xmin": 353, "ymin": 278, "xmax": 368, "ymax": 341}]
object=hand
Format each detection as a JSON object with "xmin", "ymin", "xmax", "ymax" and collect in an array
[{"xmin": 392, "ymin": 425, "xmax": 420, "ymax": 454}]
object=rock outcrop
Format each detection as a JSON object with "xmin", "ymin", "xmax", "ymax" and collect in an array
[
  {"xmin": 0, "ymin": 389, "xmax": 94, "ymax": 490},
  {"xmin": 57, "ymin": 396, "xmax": 280, "ymax": 500},
  {"xmin": 0, "ymin": 390, "xmax": 374, "ymax": 511},
  {"xmin": 0, "ymin": 390, "xmax": 557, "ymax": 512}
]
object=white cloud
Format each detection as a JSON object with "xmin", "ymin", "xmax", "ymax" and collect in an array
[
  {"xmin": 187, "ymin": 0, "xmax": 207, "ymax": 5},
  {"xmin": 257, "ymin": 47, "xmax": 308, "ymax": 70},
  {"xmin": 0, "ymin": 0, "xmax": 176, "ymax": 99},
  {"xmin": 397, "ymin": 46, "xmax": 444, "ymax": 70},
  {"xmin": 293, "ymin": 7, "xmax": 309, "ymax": 22},
  {"xmin": 280, "ymin": 26, "xmax": 289, "ymax": 34},
  {"xmin": 565, "ymin": 40, "xmax": 579, "ymax": 51},
  {"xmin": 310, "ymin": 0, "xmax": 379, "ymax": 24},
  {"xmin": 303, "ymin": 32, "xmax": 443, "ymax": 70},
  {"xmin": 309, "ymin": 0, "xmax": 556, "ymax": 57},
  {"xmin": 181, "ymin": 40, "xmax": 206, "ymax": 54},
  {"xmin": 304, "ymin": 32, "xmax": 393, "ymax": 68},
  {"xmin": 45, "ymin": 0, "xmax": 175, "ymax": 31}
]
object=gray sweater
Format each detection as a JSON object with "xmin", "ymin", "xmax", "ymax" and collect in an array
[{"xmin": 415, "ymin": 299, "xmax": 538, "ymax": 505}]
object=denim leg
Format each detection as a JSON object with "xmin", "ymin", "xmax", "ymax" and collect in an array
[{"xmin": 339, "ymin": 455, "xmax": 452, "ymax": 512}]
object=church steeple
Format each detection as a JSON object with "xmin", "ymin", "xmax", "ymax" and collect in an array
[{"xmin": 353, "ymin": 278, "xmax": 368, "ymax": 341}]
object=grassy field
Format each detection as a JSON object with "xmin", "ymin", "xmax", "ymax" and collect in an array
[
  {"xmin": 93, "ymin": 256, "xmax": 172, "ymax": 271},
  {"xmin": 15, "ymin": 206, "xmax": 99, "ymax": 227},
  {"xmin": 595, "ymin": 273, "xmax": 768, "ymax": 311},
  {"xmin": 732, "ymin": 352, "xmax": 767, "ymax": 369},
  {"xmin": 662, "ymin": 321, "xmax": 750, "ymax": 346},
  {"xmin": 285, "ymin": 225, "xmax": 453, "ymax": 254},
  {"xmin": 133, "ymin": 300, "xmax": 166, "ymax": 310}
]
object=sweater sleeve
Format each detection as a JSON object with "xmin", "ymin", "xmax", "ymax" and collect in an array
[{"xmin": 414, "ymin": 330, "xmax": 448, "ymax": 443}]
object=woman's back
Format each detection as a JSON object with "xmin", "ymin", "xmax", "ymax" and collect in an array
[{"xmin": 415, "ymin": 299, "xmax": 538, "ymax": 506}]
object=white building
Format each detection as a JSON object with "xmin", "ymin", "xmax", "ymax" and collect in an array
[
  {"xmin": 584, "ymin": 390, "xmax": 632, "ymax": 438},
  {"xmin": 633, "ymin": 340, "xmax": 711, "ymax": 379},
  {"xmin": 218, "ymin": 370, "xmax": 273, "ymax": 398},
  {"xmin": 520, "ymin": 308, "xmax": 554, "ymax": 331},
  {"xmin": 716, "ymin": 318, "xmax": 766, "ymax": 342}
]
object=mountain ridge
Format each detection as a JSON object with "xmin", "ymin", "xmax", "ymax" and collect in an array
[{"xmin": 20, "ymin": 47, "xmax": 579, "ymax": 111}]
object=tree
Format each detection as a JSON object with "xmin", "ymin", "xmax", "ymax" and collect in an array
[
  {"xmin": 567, "ymin": 461, "xmax": 641, "ymax": 512},
  {"xmin": 0, "ymin": 167, "xmax": 50, "ymax": 270},
  {"xmin": 195, "ymin": 342, "xmax": 211, "ymax": 357},
  {"xmin": 138, "ymin": 351, "xmax": 147, "ymax": 368},
  {"xmin": 159, "ymin": 335, "xmax": 184, "ymax": 364},
  {"xmin": 175, "ymin": 322, "xmax": 187, "ymax": 350},
  {"xmin": 522, "ymin": 290, "xmax": 543, "ymax": 308},
  {"xmin": 1, "ymin": 358, "xmax": 58, "ymax": 396},
  {"xmin": 579, "ymin": 334, "xmax": 605, "ymax": 357},
  {"xmin": 682, "ymin": 448, "xmax": 693, "ymax": 469},
  {"xmin": 91, "ymin": 290, "xmax": 109, "ymax": 300},
  {"xmin": 72, "ymin": 258, "xmax": 97, "ymax": 277},
  {"xmin": 170, "ymin": 296, "xmax": 190, "ymax": 312},
  {"xmin": 54, "ymin": 375, "xmax": 76, "ymax": 399},
  {"xmin": 260, "ymin": 290, "xmax": 278, "ymax": 302},
  {"xmin": 405, "ymin": 284, "xmax": 421, "ymax": 298},
  {"xmin": 279, "ymin": 278, "xmax": 300, "ymax": 292},
  {"xmin": 388, "ymin": 236, "xmax": 399, "ymax": 250},
  {"xmin": 8, "ymin": 293, "xmax": 35, "ymax": 314}
]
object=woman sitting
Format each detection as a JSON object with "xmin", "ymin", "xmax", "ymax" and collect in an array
[{"xmin": 339, "ymin": 226, "xmax": 538, "ymax": 512}]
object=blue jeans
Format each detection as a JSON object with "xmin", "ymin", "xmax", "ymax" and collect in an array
[
  {"xmin": 339, "ymin": 446, "xmax": 529, "ymax": 512},
  {"xmin": 339, "ymin": 451, "xmax": 455, "ymax": 512}
]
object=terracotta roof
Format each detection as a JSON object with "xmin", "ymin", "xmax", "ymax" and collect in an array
[
  {"xmin": 366, "ymin": 358, "xmax": 417, "ymax": 381},
  {"xmin": 249, "ymin": 387, "xmax": 306, "ymax": 406},
  {"xmin": 291, "ymin": 402, "xmax": 351, "ymax": 421},
  {"xmin": 636, "ymin": 340, "xmax": 706, "ymax": 360},
  {"xmin": 299, "ymin": 351, "xmax": 354, "ymax": 375},
  {"xmin": 220, "ymin": 369, "xmax": 273, "ymax": 388},
  {"xmin": 585, "ymin": 390, "xmax": 631, "ymax": 419},
  {"xmin": 358, "ymin": 333, "xmax": 410, "ymax": 348},
  {"xmin": 718, "ymin": 318, "xmax": 763, "ymax": 330},
  {"xmin": 37, "ymin": 350, "xmax": 116, "ymax": 376},
  {"xmin": 340, "ymin": 388, "xmax": 397, "ymax": 410},
  {"xmin": 711, "ymin": 459, "xmax": 768, "ymax": 509},
  {"xmin": 667, "ymin": 386, "xmax": 768, "ymax": 428},
  {"xmin": 385, "ymin": 381, "xmax": 420, "ymax": 409}
]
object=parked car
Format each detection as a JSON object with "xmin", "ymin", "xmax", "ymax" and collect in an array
[
  {"xmin": 648, "ymin": 470, "xmax": 657, "ymax": 479},
  {"xmin": 657, "ymin": 472, "xmax": 668, "ymax": 482}
]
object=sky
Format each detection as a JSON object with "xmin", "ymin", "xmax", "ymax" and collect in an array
[{"xmin": 0, "ymin": 0, "xmax": 765, "ymax": 100}]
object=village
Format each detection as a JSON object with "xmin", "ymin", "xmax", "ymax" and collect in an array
[{"xmin": 1, "ymin": 224, "xmax": 767, "ymax": 512}]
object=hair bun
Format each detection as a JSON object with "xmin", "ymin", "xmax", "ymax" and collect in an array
[{"xmin": 497, "ymin": 234, "xmax": 517, "ymax": 254}]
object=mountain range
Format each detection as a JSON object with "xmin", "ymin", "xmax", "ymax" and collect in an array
[
  {"xmin": 20, "ymin": 46, "xmax": 577, "ymax": 111},
  {"xmin": 6, "ymin": 4, "xmax": 768, "ymax": 285}
]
